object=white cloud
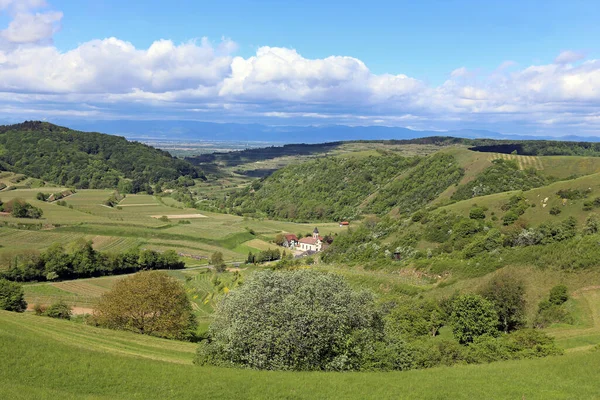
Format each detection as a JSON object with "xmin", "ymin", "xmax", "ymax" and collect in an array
[
  {"xmin": 0, "ymin": 0, "xmax": 61, "ymax": 46},
  {"xmin": 0, "ymin": 0, "xmax": 47, "ymax": 13},
  {"xmin": 450, "ymin": 67, "xmax": 469, "ymax": 78},
  {"xmin": 1, "ymin": 11, "xmax": 62, "ymax": 44},
  {"xmin": 0, "ymin": 37, "xmax": 234, "ymax": 94},
  {"xmin": 555, "ymin": 50, "xmax": 586, "ymax": 65},
  {"xmin": 0, "ymin": 4, "xmax": 599, "ymax": 135}
]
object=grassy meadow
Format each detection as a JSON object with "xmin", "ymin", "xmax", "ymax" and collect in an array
[{"xmin": 1, "ymin": 310, "xmax": 600, "ymax": 399}]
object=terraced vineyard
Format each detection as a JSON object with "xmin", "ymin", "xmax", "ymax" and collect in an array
[{"xmin": 488, "ymin": 152, "xmax": 544, "ymax": 170}]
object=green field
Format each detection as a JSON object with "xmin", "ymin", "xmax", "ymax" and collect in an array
[
  {"xmin": 1, "ymin": 310, "xmax": 600, "ymax": 399},
  {"xmin": 0, "ymin": 187, "xmax": 345, "ymax": 264}
]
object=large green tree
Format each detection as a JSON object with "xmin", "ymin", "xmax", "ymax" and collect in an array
[
  {"xmin": 196, "ymin": 270, "xmax": 381, "ymax": 371},
  {"xmin": 450, "ymin": 294, "xmax": 499, "ymax": 344},
  {"xmin": 94, "ymin": 271, "xmax": 196, "ymax": 340},
  {"xmin": 480, "ymin": 272, "xmax": 526, "ymax": 333}
]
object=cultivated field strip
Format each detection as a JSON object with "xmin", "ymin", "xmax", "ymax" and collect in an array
[
  {"xmin": 95, "ymin": 237, "xmax": 145, "ymax": 252},
  {"xmin": 0, "ymin": 230, "xmax": 85, "ymax": 248},
  {"xmin": 488, "ymin": 153, "xmax": 544, "ymax": 170},
  {"xmin": 52, "ymin": 281, "xmax": 109, "ymax": 297}
]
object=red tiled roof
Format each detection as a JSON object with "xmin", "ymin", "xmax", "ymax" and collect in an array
[
  {"xmin": 339, "ymin": 221, "xmax": 350, "ymax": 225},
  {"xmin": 299, "ymin": 237, "xmax": 318, "ymax": 245},
  {"xmin": 284, "ymin": 234, "xmax": 298, "ymax": 241}
]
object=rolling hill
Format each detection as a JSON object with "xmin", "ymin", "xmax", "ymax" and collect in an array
[
  {"xmin": 0, "ymin": 121, "xmax": 202, "ymax": 191},
  {"xmin": 202, "ymin": 143, "xmax": 600, "ymax": 222}
]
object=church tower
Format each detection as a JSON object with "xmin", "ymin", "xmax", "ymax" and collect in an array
[{"xmin": 312, "ymin": 227, "xmax": 320, "ymax": 240}]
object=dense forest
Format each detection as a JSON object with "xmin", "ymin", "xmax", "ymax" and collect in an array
[
  {"xmin": 201, "ymin": 153, "xmax": 417, "ymax": 221},
  {"xmin": 469, "ymin": 141, "xmax": 600, "ymax": 157},
  {"xmin": 0, "ymin": 121, "xmax": 202, "ymax": 191},
  {"xmin": 365, "ymin": 153, "xmax": 464, "ymax": 215},
  {"xmin": 199, "ymin": 152, "xmax": 468, "ymax": 222}
]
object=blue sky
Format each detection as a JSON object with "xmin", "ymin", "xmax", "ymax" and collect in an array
[
  {"xmin": 50, "ymin": 0, "xmax": 600, "ymax": 83},
  {"xmin": 1, "ymin": 0, "xmax": 600, "ymax": 136}
]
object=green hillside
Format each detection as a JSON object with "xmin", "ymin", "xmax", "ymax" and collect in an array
[
  {"xmin": 0, "ymin": 121, "xmax": 202, "ymax": 191},
  {"xmin": 450, "ymin": 158, "xmax": 550, "ymax": 201},
  {"xmin": 2, "ymin": 311, "xmax": 600, "ymax": 400},
  {"xmin": 197, "ymin": 144, "xmax": 600, "ymax": 223},
  {"xmin": 203, "ymin": 152, "xmax": 417, "ymax": 221}
]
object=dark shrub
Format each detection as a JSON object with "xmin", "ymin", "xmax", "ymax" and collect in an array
[
  {"xmin": 44, "ymin": 301, "xmax": 72, "ymax": 320},
  {"xmin": 0, "ymin": 279, "xmax": 27, "ymax": 312}
]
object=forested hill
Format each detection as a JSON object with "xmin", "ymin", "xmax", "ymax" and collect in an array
[
  {"xmin": 200, "ymin": 152, "xmax": 468, "ymax": 222},
  {"xmin": 0, "ymin": 121, "xmax": 202, "ymax": 190},
  {"xmin": 202, "ymin": 153, "xmax": 418, "ymax": 221}
]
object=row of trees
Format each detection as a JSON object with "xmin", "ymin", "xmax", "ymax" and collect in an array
[
  {"xmin": 1, "ymin": 240, "xmax": 184, "ymax": 282},
  {"xmin": 246, "ymin": 249, "xmax": 283, "ymax": 264}
]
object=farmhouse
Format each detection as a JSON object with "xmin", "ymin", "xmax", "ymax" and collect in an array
[
  {"xmin": 298, "ymin": 228, "xmax": 324, "ymax": 252},
  {"xmin": 339, "ymin": 221, "xmax": 350, "ymax": 227},
  {"xmin": 282, "ymin": 234, "xmax": 299, "ymax": 248}
]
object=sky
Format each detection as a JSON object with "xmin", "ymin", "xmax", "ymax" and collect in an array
[{"xmin": 0, "ymin": 0, "xmax": 600, "ymax": 136}]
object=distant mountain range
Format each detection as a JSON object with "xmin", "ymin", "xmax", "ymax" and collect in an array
[{"xmin": 17, "ymin": 119, "xmax": 600, "ymax": 143}]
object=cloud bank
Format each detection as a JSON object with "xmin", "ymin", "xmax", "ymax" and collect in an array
[{"xmin": 0, "ymin": 2, "xmax": 599, "ymax": 135}]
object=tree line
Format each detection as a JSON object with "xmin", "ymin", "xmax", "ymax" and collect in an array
[{"xmin": 1, "ymin": 240, "xmax": 184, "ymax": 282}]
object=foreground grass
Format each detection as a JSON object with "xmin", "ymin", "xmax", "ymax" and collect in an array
[{"xmin": 1, "ymin": 311, "xmax": 600, "ymax": 399}]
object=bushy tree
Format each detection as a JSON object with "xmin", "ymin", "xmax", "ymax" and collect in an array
[
  {"xmin": 274, "ymin": 233, "xmax": 285, "ymax": 246},
  {"xmin": 549, "ymin": 285, "xmax": 569, "ymax": 305},
  {"xmin": 0, "ymin": 278, "xmax": 27, "ymax": 312},
  {"xmin": 450, "ymin": 294, "xmax": 499, "ymax": 344},
  {"xmin": 44, "ymin": 301, "xmax": 72, "ymax": 319},
  {"xmin": 583, "ymin": 214, "xmax": 600, "ymax": 235},
  {"xmin": 480, "ymin": 272, "xmax": 526, "ymax": 333},
  {"xmin": 469, "ymin": 207, "xmax": 486, "ymax": 220},
  {"xmin": 210, "ymin": 252, "xmax": 226, "ymax": 273},
  {"xmin": 549, "ymin": 206, "xmax": 562, "ymax": 215},
  {"xmin": 94, "ymin": 271, "xmax": 196, "ymax": 340},
  {"xmin": 4, "ymin": 198, "xmax": 43, "ymax": 219},
  {"xmin": 196, "ymin": 270, "xmax": 381, "ymax": 371},
  {"xmin": 385, "ymin": 299, "xmax": 444, "ymax": 340},
  {"xmin": 42, "ymin": 243, "xmax": 71, "ymax": 278}
]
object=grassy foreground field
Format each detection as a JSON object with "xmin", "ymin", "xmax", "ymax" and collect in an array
[{"xmin": 1, "ymin": 311, "xmax": 600, "ymax": 400}]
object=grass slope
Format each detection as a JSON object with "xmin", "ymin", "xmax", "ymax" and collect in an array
[
  {"xmin": 2, "ymin": 311, "xmax": 600, "ymax": 399},
  {"xmin": 441, "ymin": 172, "xmax": 600, "ymax": 227}
]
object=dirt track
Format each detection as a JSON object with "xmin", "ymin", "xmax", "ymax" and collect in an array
[{"xmin": 151, "ymin": 214, "xmax": 207, "ymax": 219}]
